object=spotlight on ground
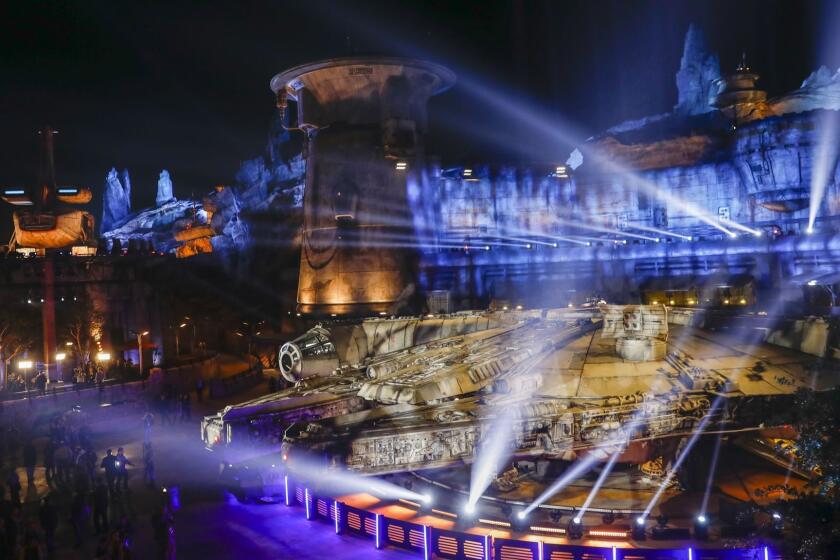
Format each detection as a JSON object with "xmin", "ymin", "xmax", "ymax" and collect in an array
[
  {"xmin": 694, "ymin": 514, "xmax": 709, "ymax": 541},
  {"xmin": 568, "ymin": 517, "xmax": 584, "ymax": 540},
  {"xmin": 632, "ymin": 516, "xmax": 646, "ymax": 541},
  {"xmin": 512, "ymin": 510, "xmax": 530, "ymax": 531},
  {"xmin": 769, "ymin": 511, "xmax": 784, "ymax": 538}
]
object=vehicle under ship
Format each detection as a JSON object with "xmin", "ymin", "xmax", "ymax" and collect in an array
[{"xmin": 202, "ymin": 305, "xmax": 836, "ymax": 502}]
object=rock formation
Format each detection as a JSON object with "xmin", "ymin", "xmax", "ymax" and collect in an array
[
  {"xmin": 156, "ymin": 169, "xmax": 175, "ymax": 207},
  {"xmin": 120, "ymin": 169, "xmax": 131, "ymax": 205},
  {"xmin": 674, "ymin": 24, "xmax": 720, "ymax": 116},
  {"xmin": 771, "ymin": 65, "xmax": 840, "ymax": 115},
  {"xmin": 101, "ymin": 167, "xmax": 131, "ymax": 233}
]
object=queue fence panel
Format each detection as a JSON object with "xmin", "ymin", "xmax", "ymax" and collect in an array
[
  {"xmin": 494, "ymin": 537, "xmax": 540, "ymax": 560},
  {"xmin": 343, "ymin": 504, "xmax": 378, "ymax": 541},
  {"xmin": 432, "ymin": 527, "xmax": 490, "ymax": 560},
  {"xmin": 382, "ymin": 517, "xmax": 426, "ymax": 552}
]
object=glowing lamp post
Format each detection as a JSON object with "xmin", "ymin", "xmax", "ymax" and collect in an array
[
  {"xmin": 130, "ymin": 330, "xmax": 149, "ymax": 376},
  {"xmin": 18, "ymin": 360, "xmax": 33, "ymax": 393},
  {"xmin": 55, "ymin": 352, "xmax": 66, "ymax": 383}
]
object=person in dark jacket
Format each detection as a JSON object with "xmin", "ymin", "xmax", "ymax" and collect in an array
[
  {"xmin": 115, "ymin": 448, "xmax": 132, "ymax": 491},
  {"xmin": 93, "ymin": 478, "xmax": 109, "ymax": 534},
  {"xmin": 22, "ymin": 441, "xmax": 37, "ymax": 487},
  {"xmin": 5, "ymin": 468, "xmax": 21, "ymax": 505},
  {"xmin": 100, "ymin": 449, "xmax": 117, "ymax": 495},
  {"xmin": 39, "ymin": 495, "xmax": 58, "ymax": 554}
]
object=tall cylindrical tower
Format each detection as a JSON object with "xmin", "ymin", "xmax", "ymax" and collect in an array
[{"xmin": 271, "ymin": 57, "xmax": 454, "ymax": 317}]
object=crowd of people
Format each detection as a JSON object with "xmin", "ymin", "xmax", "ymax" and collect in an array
[
  {"xmin": 70, "ymin": 362, "xmax": 108, "ymax": 387},
  {"xmin": 0, "ymin": 399, "xmax": 179, "ymax": 559}
]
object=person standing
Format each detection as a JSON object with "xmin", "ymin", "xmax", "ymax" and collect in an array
[
  {"xmin": 5, "ymin": 468, "xmax": 21, "ymax": 505},
  {"xmin": 70, "ymin": 491, "xmax": 89, "ymax": 548},
  {"xmin": 195, "ymin": 377, "xmax": 205, "ymax": 402},
  {"xmin": 83, "ymin": 447, "xmax": 97, "ymax": 486},
  {"xmin": 22, "ymin": 442, "xmax": 36, "ymax": 487},
  {"xmin": 39, "ymin": 495, "xmax": 58, "ymax": 554},
  {"xmin": 92, "ymin": 478, "xmax": 109, "ymax": 534},
  {"xmin": 143, "ymin": 444, "xmax": 156, "ymax": 488},
  {"xmin": 43, "ymin": 440, "xmax": 55, "ymax": 488},
  {"xmin": 180, "ymin": 393, "xmax": 191, "ymax": 422},
  {"xmin": 54, "ymin": 441, "xmax": 72, "ymax": 486},
  {"xmin": 143, "ymin": 411, "xmax": 154, "ymax": 444},
  {"xmin": 100, "ymin": 449, "xmax": 117, "ymax": 495},
  {"xmin": 115, "ymin": 448, "xmax": 131, "ymax": 491}
]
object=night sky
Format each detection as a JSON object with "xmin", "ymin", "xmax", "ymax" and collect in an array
[{"xmin": 0, "ymin": 0, "xmax": 832, "ymax": 239}]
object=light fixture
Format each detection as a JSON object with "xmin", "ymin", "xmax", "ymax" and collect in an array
[
  {"xmin": 395, "ymin": 161, "xmax": 407, "ymax": 170},
  {"xmin": 807, "ymin": 279, "xmax": 818, "ymax": 286},
  {"xmin": 463, "ymin": 168, "xmax": 473, "ymax": 177},
  {"xmin": 55, "ymin": 352, "xmax": 66, "ymax": 361},
  {"xmin": 96, "ymin": 352, "xmax": 111, "ymax": 361},
  {"xmin": 65, "ymin": 341, "xmax": 73, "ymax": 346},
  {"xmin": 18, "ymin": 360, "xmax": 33, "ymax": 370}
]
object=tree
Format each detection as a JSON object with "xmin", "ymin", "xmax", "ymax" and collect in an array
[
  {"xmin": 760, "ymin": 386, "xmax": 840, "ymax": 558},
  {"xmin": 0, "ymin": 303, "xmax": 39, "ymax": 388},
  {"xmin": 57, "ymin": 297, "xmax": 104, "ymax": 367}
]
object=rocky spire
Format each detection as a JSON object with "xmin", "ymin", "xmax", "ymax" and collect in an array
[
  {"xmin": 120, "ymin": 168, "xmax": 132, "ymax": 205},
  {"xmin": 156, "ymin": 169, "xmax": 175, "ymax": 207},
  {"xmin": 674, "ymin": 24, "xmax": 721, "ymax": 116},
  {"xmin": 101, "ymin": 167, "xmax": 131, "ymax": 232}
]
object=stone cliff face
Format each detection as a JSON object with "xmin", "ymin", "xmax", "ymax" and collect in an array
[
  {"xmin": 101, "ymin": 115, "xmax": 306, "ymax": 256},
  {"xmin": 101, "ymin": 25, "xmax": 840, "ymax": 266},
  {"xmin": 101, "ymin": 168, "xmax": 131, "ymax": 233},
  {"xmin": 673, "ymin": 24, "xmax": 720, "ymax": 116},
  {"xmin": 771, "ymin": 65, "xmax": 840, "ymax": 116}
]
